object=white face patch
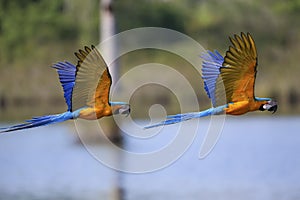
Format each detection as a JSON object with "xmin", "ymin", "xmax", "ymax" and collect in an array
[
  {"xmin": 263, "ymin": 104, "xmax": 272, "ymax": 110},
  {"xmin": 119, "ymin": 105, "xmax": 130, "ymax": 116}
]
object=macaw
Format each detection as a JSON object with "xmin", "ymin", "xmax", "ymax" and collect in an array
[
  {"xmin": 0, "ymin": 45, "xmax": 130, "ymax": 133},
  {"xmin": 145, "ymin": 33, "xmax": 277, "ymax": 129}
]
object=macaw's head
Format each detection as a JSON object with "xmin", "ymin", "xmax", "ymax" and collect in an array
[
  {"xmin": 110, "ymin": 102, "xmax": 131, "ymax": 116},
  {"xmin": 259, "ymin": 99, "xmax": 278, "ymax": 113}
]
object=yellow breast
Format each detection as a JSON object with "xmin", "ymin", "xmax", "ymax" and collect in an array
[{"xmin": 225, "ymin": 101, "xmax": 250, "ymax": 115}]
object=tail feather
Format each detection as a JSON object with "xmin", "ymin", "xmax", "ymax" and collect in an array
[
  {"xmin": 145, "ymin": 110, "xmax": 211, "ymax": 129},
  {"xmin": 144, "ymin": 105, "xmax": 227, "ymax": 129},
  {"xmin": 0, "ymin": 112, "xmax": 73, "ymax": 133}
]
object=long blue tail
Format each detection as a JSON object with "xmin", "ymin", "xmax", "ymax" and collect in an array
[
  {"xmin": 144, "ymin": 105, "xmax": 226, "ymax": 129},
  {"xmin": 0, "ymin": 112, "xmax": 74, "ymax": 133}
]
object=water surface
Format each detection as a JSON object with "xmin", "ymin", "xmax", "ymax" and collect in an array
[{"xmin": 0, "ymin": 116, "xmax": 299, "ymax": 200}]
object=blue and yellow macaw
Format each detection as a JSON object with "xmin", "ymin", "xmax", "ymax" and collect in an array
[
  {"xmin": 0, "ymin": 45, "xmax": 130, "ymax": 133},
  {"xmin": 145, "ymin": 33, "xmax": 277, "ymax": 129}
]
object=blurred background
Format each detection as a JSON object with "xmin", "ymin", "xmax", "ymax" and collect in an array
[
  {"xmin": 0, "ymin": 0, "xmax": 299, "ymax": 200},
  {"xmin": 0, "ymin": 0, "xmax": 300, "ymax": 120}
]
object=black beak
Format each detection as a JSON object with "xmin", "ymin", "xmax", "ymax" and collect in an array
[
  {"xmin": 121, "ymin": 108, "xmax": 130, "ymax": 117},
  {"xmin": 268, "ymin": 104, "xmax": 278, "ymax": 114},
  {"xmin": 127, "ymin": 108, "xmax": 131, "ymax": 117}
]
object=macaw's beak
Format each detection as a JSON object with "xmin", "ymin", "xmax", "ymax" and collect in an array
[
  {"xmin": 268, "ymin": 100, "xmax": 278, "ymax": 114},
  {"xmin": 118, "ymin": 104, "xmax": 130, "ymax": 117},
  {"xmin": 111, "ymin": 103, "xmax": 130, "ymax": 116},
  {"xmin": 262, "ymin": 99, "xmax": 278, "ymax": 114},
  {"xmin": 121, "ymin": 107, "xmax": 130, "ymax": 117},
  {"xmin": 268, "ymin": 104, "xmax": 278, "ymax": 114}
]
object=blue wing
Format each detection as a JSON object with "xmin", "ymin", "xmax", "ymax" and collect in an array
[
  {"xmin": 201, "ymin": 50, "xmax": 224, "ymax": 107},
  {"xmin": 52, "ymin": 62, "xmax": 76, "ymax": 111}
]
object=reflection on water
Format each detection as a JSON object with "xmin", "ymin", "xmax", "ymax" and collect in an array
[{"xmin": 0, "ymin": 116, "xmax": 300, "ymax": 200}]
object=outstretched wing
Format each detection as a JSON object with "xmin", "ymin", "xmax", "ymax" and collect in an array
[
  {"xmin": 220, "ymin": 32, "xmax": 257, "ymax": 103},
  {"xmin": 201, "ymin": 50, "xmax": 224, "ymax": 107},
  {"xmin": 72, "ymin": 45, "xmax": 112, "ymax": 111},
  {"xmin": 52, "ymin": 62, "xmax": 76, "ymax": 111}
]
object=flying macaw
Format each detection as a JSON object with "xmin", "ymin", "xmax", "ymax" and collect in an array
[
  {"xmin": 0, "ymin": 45, "xmax": 130, "ymax": 133},
  {"xmin": 145, "ymin": 32, "xmax": 277, "ymax": 129}
]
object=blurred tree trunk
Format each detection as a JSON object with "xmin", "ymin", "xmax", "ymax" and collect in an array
[
  {"xmin": 100, "ymin": 0, "xmax": 118, "ymax": 87},
  {"xmin": 99, "ymin": 0, "xmax": 121, "ymax": 141},
  {"xmin": 100, "ymin": 1, "xmax": 124, "ymax": 200}
]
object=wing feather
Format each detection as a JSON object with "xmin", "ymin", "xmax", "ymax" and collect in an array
[
  {"xmin": 52, "ymin": 62, "xmax": 76, "ymax": 111},
  {"xmin": 94, "ymin": 68, "xmax": 112, "ymax": 106},
  {"xmin": 220, "ymin": 32, "xmax": 258, "ymax": 103},
  {"xmin": 72, "ymin": 45, "xmax": 112, "ymax": 111},
  {"xmin": 201, "ymin": 50, "xmax": 224, "ymax": 106}
]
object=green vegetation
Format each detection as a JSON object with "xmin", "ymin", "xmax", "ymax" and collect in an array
[{"xmin": 0, "ymin": 0, "xmax": 299, "ymax": 120}]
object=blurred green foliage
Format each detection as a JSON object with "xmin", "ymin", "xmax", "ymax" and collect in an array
[
  {"xmin": 0, "ymin": 0, "xmax": 99, "ymax": 66},
  {"xmin": 114, "ymin": 0, "xmax": 186, "ymax": 33},
  {"xmin": 2, "ymin": 0, "xmax": 299, "ymax": 72},
  {"xmin": 114, "ymin": 0, "xmax": 300, "ymax": 116},
  {"xmin": 0, "ymin": 0, "xmax": 300, "ymax": 120}
]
